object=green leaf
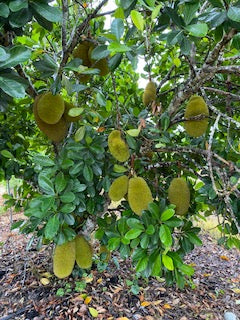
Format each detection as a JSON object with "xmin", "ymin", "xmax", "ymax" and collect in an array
[
  {"xmin": 9, "ymin": 0, "xmax": 28, "ymax": 12},
  {"xmin": 108, "ymin": 237, "xmax": 120, "ymax": 250},
  {"xmin": 159, "ymin": 225, "xmax": 172, "ymax": 247},
  {"xmin": 89, "ymin": 307, "xmax": 98, "ymax": 318},
  {"xmin": 186, "ymin": 232, "xmax": 202, "ymax": 246},
  {"xmin": 33, "ymin": 154, "xmax": 55, "ymax": 167},
  {"xmin": 162, "ymin": 254, "xmax": 174, "ymax": 271},
  {"xmin": 136, "ymin": 256, "xmax": 148, "ymax": 272},
  {"xmin": 68, "ymin": 107, "xmax": 84, "ymax": 117},
  {"xmin": 126, "ymin": 128, "xmax": 140, "ymax": 137},
  {"xmin": 1, "ymin": 150, "xmax": 14, "ymax": 159},
  {"xmin": 185, "ymin": 23, "xmax": 208, "ymax": 37},
  {"xmin": 183, "ymin": 3, "xmax": 199, "ymax": 25},
  {"xmin": 148, "ymin": 202, "xmax": 160, "ymax": 219},
  {"xmin": 108, "ymin": 42, "xmax": 131, "ymax": 54},
  {"xmin": 0, "ymin": 3, "xmax": 10, "ymax": 18},
  {"xmin": 45, "ymin": 215, "xmax": 60, "ymax": 239},
  {"xmin": 0, "ymin": 75, "xmax": 26, "ymax": 98},
  {"xmin": 140, "ymin": 234, "xmax": 149, "ymax": 249},
  {"xmin": 165, "ymin": 217, "xmax": 183, "ymax": 228},
  {"xmin": 96, "ymin": 92, "xmax": 106, "ymax": 106},
  {"xmin": 0, "ymin": 48, "xmax": 10, "ymax": 62},
  {"xmin": 34, "ymin": 54, "xmax": 57, "ymax": 77},
  {"xmin": 114, "ymin": 7, "xmax": 125, "ymax": 19},
  {"xmin": 130, "ymin": 10, "xmax": 145, "ymax": 31},
  {"xmin": 55, "ymin": 172, "xmax": 67, "ymax": 194},
  {"xmin": 125, "ymin": 229, "xmax": 143, "ymax": 240},
  {"xmin": 111, "ymin": 19, "xmax": 124, "ymax": 41},
  {"xmin": 83, "ymin": 165, "xmax": 93, "ymax": 182},
  {"xmin": 64, "ymin": 213, "xmax": 75, "ymax": 225},
  {"xmin": 161, "ymin": 208, "xmax": 175, "ymax": 222},
  {"xmin": 90, "ymin": 45, "xmax": 110, "ymax": 60},
  {"xmin": 61, "ymin": 203, "xmax": 75, "ymax": 214},
  {"xmin": 38, "ymin": 174, "xmax": 55, "ymax": 195},
  {"xmin": 227, "ymin": 6, "xmax": 240, "ymax": 22},
  {"xmin": 151, "ymin": 254, "xmax": 162, "ymax": 276},
  {"xmin": 30, "ymin": 1, "xmax": 62, "ymax": 23},
  {"xmin": 0, "ymin": 45, "xmax": 31, "ymax": 69},
  {"xmin": 60, "ymin": 192, "xmax": 75, "ymax": 203},
  {"xmin": 74, "ymin": 126, "xmax": 85, "ymax": 142},
  {"xmin": 127, "ymin": 218, "xmax": 144, "ymax": 230},
  {"xmin": 151, "ymin": 4, "xmax": 161, "ymax": 20},
  {"xmin": 146, "ymin": 224, "xmax": 155, "ymax": 235},
  {"xmin": 179, "ymin": 264, "xmax": 194, "ymax": 276},
  {"xmin": 113, "ymin": 164, "xmax": 128, "ymax": 173}
]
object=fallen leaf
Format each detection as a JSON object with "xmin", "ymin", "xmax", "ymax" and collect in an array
[
  {"xmin": 116, "ymin": 318, "xmax": 129, "ymax": 320},
  {"xmin": 89, "ymin": 307, "xmax": 98, "ymax": 318},
  {"xmin": 40, "ymin": 278, "xmax": 50, "ymax": 285},
  {"xmin": 203, "ymin": 273, "xmax": 211, "ymax": 277},
  {"xmin": 220, "ymin": 255, "xmax": 230, "ymax": 261},
  {"xmin": 141, "ymin": 301, "xmax": 151, "ymax": 307},
  {"xmin": 41, "ymin": 272, "xmax": 52, "ymax": 278},
  {"xmin": 152, "ymin": 300, "xmax": 163, "ymax": 306},
  {"xmin": 97, "ymin": 278, "xmax": 103, "ymax": 284},
  {"xmin": 163, "ymin": 304, "xmax": 172, "ymax": 309},
  {"xmin": 84, "ymin": 296, "xmax": 92, "ymax": 305},
  {"xmin": 232, "ymin": 288, "xmax": 240, "ymax": 294}
]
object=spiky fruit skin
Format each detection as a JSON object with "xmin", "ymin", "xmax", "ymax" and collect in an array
[
  {"xmin": 142, "ymin": 81, "xmax": 157, "ymax": 106},
  {"xmin": 37, "ymin": 92, "xmax": 65, "ymax": 124},
  {"xmin": 128, "ymin": 177, "xmax": 153, "ymax": 216},
  {"xmin": 108, "ymin": 175, "xmax": 129, "ymax": 201},
  {"xmin": 53, "ymin": 240, "xmax": 76, "ymax": 279},
  {"xmin": 63, "ymin": 101, "xmax": 81, "ymax": 122},
  {"xmin": 75, "ymin": 235, "xmax": 93, "ymax": 269},
  {"xmin": 73, "ymin": 41, "xmax": 92, "ymax": 67},
  {"xmin": 184, "ymin": 96, "xmax": 209, "ymax": 137},
  {"xmin": 33, "ymin": 97, "xmax": 68, "ymax": 142},
  {"xmin": 108, "ymin": 130, "xmax": 130, "ymax": 162},
  {"xmin": 168, "ymin": 178, "xmax": 190, "ymax": 216}
]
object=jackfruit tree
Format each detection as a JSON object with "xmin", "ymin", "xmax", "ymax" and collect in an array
[{"xmin": 0, "ymin": 0, "xmax": 239, "ymax": 287}]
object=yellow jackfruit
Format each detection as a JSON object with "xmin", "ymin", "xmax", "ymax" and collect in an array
[
  {"xmin": 53, "ymin": 240, "xmax": 76, "ymax": 279},
  {"xmin": 128, "ymin": 177, "xmax": 153, "ymax": 216},
  {"xmin": 108, "ymin": 175, "xmax": 129, "ymax": 201},
  {"xmin": 75, "ymin": 235, "xmax": 93, "ymax": 269},
  {"xmin": 108, "ymin": 130, "xmax": 130, "ymax": 162},
  {"xmin": 184, "ymin": 95, "xmax": 209, "ymax": 137},
  {"xmin": 37, "ymin": 92, "xmax": 65, "ymax": 125},
  {"xmin": 63, "ymin": 101, "xmax": 81, "ymax": 122},
  {"xmin": 33, "ymin": 97, "xmax": 68, "ymax": 143},
  {"xmin": 168, "ymin": 177, "xmax": 190, "ymax": 216},
  {"xmin": 73, "ymin": 41, "xmax": 92, "ymax": 67},
  {"xmin": 142, "ymin": 81, "xmax": 157, "ymax": 106}
]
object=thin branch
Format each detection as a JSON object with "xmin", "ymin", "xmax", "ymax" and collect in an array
[
  {"xmin": 15, "ymin": 65, "xmax": 37, "ymax": 98},
  {"xmin": 203, "ymin": 86, "xmax": 240, "ymax": 101},
  {"xmin": 61, "ymin": 0, "xmax": 69, "ymax": 53},
  {"xmin": 205, "ymin": 65, "xmax": 240, "ymax": 75},
  {"xmin": 95, "ymin": 9, "xmax": 115, "ymax": 17},
  {"xmin": 157, "ymin": 65, "xmax": 175, "ymax": 94}
]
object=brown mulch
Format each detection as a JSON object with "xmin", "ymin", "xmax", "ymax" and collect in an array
[{"xmin": 0, "ymin": 213, "xmax": 239, "ymax": 320}]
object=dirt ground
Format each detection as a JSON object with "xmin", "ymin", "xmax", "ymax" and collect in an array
[{"xmin": 0, "ymin": 208, "xmax": 239, "ymax": 320}]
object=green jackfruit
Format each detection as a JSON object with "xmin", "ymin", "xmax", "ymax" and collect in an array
[
  {"xmin": 63, "ymin": 101, "xmax": 81, "ymax": 122},
  {"xmin": 142, "ymin": 81, "xmax": 157, "ymax": 106},
  {"xmin": 33, "ymin": 96, "xmax": 68, "ymax": 143},
  {"xmin": 108, "ymin": 130, "xmax": 130, "ymax": 162},
  {"xmin": 73, "ymin": 41, "xmax": 92, "ymax": 67},
  {"xmin": 37, "ymin": 92, "xmax": 65, "ymax": 125},
  {"xmin": 88, "ymin": 46, "xmax": 109, "ymax": 76},
  {"xmin": 53, "ymin": 240, "xmax": 76, "ymax": 279},
  {"xmin": 108, "ymin": 175, "xmax": 129, "ymax": 201},
  {"xmin": 168, "ymin": 177, "xmax": 190, "ymax": 216},
  {"xmin": 184, "ymin": 95, "xmax": 209, "ymax": 137},
  {"xmin": 128, "ymin": 177, "xmax": 153, "ymax": 216},
  {"xmin": 75, "ymin": 235, "xmax": 93, "ymax": 269},
  {"xmin": 99, "ymin": 245, "xmax": 111, "ymax": 262}
]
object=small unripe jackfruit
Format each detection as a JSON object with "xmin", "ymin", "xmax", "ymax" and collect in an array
[
  {"xmin": 108, "ymin": 130, "xmax": 130, "ymax": 162},
  {"xmin": 109, "ymin": 175, "xmax": 129, "ymax": 201},
  {"xmin": 37, "ymin": 92, "xmax": 65, "ymax": 124},
  {"xmin": 75, "ymin": 235, "xmax": 93, "ymax": 269},
  {"xmin": 33, "ymin": 97, "xmax": 68, "ymax": 142},
  {"xmin": 73, "ymin": 41, "xmax": 92, "ymax": 67},
  {"xmin": 53, "ymin": 240, "xmax": 76, "ymax": 279},
  {"xmin": 184, "ymin": 95, "xmax": 209, "ymax": 137},
  {"xmin": 142, "ymin": 81, "xmax": 157, "ymax": 106},
  {"xmin": 63, "ymin": 101, "xmax": 81, "ymax": 122},
  {"xmin": 168, "ymin": 177, "xmax": 190, "ymax": 216},
  {"xmin": 128, "ymin": 177, "xmax": 153, "ymax": 216}
]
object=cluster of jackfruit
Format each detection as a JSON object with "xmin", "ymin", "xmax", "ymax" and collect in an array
[
  {"xmin": 108, "ymin": 130, "xmax": 130, "ymax": 162},
  {"xmin": 184, "ymin": 95, "xmax": 209, "ymax": 137},
  {"xmin": 73, "ymin": 40, "xmax": 109, "ymax": 83},
  {"xmin": 168, "ymin": 177, "xmax": 190, "ymax": 216},
  {"xmin": 53, "ymin": 235, "xmax": 93, "ymax": 279},
  {"xmin": 142, "ymin": 81, "xmax": 157, "ymax": 106},
  {"xmin": 33, "ymin": 92, "xmax": 81, "ymax": 143},
  {"xmin": 108, "ymin": 175, "xmax": 153, "ymax": 216}
]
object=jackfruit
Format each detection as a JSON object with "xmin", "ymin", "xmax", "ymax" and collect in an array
[
  {"xmin": 128, "ymin": 177, "xmax": 153, "ymax": 215},
  {"xmin": 99, "ymin": 245, "xmax": 111, "ymax": 262},
  {"xmin": 63, "ymin": 101, "xmax": 81, "ymax": 122},
  {"xmin": 184, "ymin": 95, "xmax": 209, "ymax": 137},
  {"xmin": 37, "ymin": 92, "xmax": 65, "ymax": 124},
  {"xmin": 88, "ymin": 46, "xmax": 109, "ymax": 76},
  {"xmin": 108, "ymin": 175, "xmax": 129, "ymax": 201},
  {"xmin": 53, "ymin": 240, "xmax": 76, "ymax": 279},
  {"xmin": 73, "ymin": 41, "xmax": 92, "ymax": 67},
  {"xmin": 142, "ymin": 81, "xmax": 157, "ymax": 106},
  {"xmin": 75, "ymin": 235, "xmax": 93, "ymax": 269},
  {"xmin": 168, "ymin": 177, "xmax": 190, "ymax": 216},
  {"xmin": 33, "ymin": 97, "xmax": 68, "ymax": 143},
  {"xmin": 108, "ymin": 130, "xmax": 130, "ymax": 162}
]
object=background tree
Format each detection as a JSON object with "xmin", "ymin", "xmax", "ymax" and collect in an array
[{"xmin": 0, "ymin": 0, "xmax": 239, "ymax": 287}]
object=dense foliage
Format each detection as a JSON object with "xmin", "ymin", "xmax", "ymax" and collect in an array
[{"xmin": 0, "ymin": 0, "xmax": 239, "ymax": 287}]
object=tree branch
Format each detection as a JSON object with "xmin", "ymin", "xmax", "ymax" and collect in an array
[
  {"xmin": 61, "ymin": 0, "xmax": 69, "ymax": 53},
  {"xmin": 15, "ymin": 65, "xmax": 37, "ymax": 98},
  {"xmin": 203, "ymin": 86, "xmax": 240, "ymax": 101}
]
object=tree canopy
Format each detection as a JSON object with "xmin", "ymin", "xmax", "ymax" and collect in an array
[{"xmin": 0, "ymin": 0, "xmax": 239, "ymax": 287}]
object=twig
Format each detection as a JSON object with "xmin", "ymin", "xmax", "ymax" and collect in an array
[
  {"xmin": 157, "ymin": 65, "xmax": 175, "ymax": 94},
  {"xmin": 15, "ymin": 65, "xmax": 37, "ymax": 98},
  {"xmin": 203, "ymin": 86, "xmax": 240, "ymax": 101},
  {"xmin": 111, "ymin": 73, "xmax": 121, "ymax": 129},
  {"xmin": 61, "ymin": 0, "xmax": 69, "ymax": 53}
]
